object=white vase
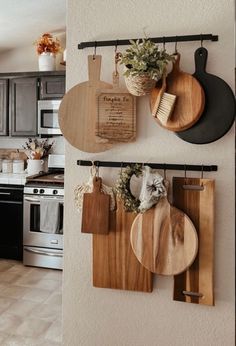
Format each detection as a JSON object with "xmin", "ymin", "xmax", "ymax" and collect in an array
[
  {"xmin": 27, "ymin": 159, "xmax": 44, "ymax": 176},
  {"xmin": 38, "ymin": 52, "xmax": 55, "ymax": 71}
]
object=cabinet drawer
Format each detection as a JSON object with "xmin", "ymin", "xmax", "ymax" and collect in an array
[{"xmin": 0, "ymin": 185, "xmax": 23, "ymax": 201}]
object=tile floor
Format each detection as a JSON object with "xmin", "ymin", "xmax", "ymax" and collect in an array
[{"xmin": 0, "ymin": 259, "xmax": 62, "ymax": 346}]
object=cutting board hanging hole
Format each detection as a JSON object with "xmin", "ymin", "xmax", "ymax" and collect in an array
[{"xmin": 182, "ymin": 184, "xmax": 205, "ymax": 191}]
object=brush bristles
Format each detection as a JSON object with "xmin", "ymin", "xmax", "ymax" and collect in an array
[{"xmin": 155, "ymin": 93, "xmax": 176, "ymax": 125}]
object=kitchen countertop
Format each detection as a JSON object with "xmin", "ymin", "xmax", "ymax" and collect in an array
[{"xmin": 0, "ymin": 173, "xmax": 28, "ymax": 185}]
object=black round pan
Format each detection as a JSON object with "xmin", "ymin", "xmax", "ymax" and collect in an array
[{"xmin": 177, "ymin": 47, "xmax": 236, "ymax": 144}]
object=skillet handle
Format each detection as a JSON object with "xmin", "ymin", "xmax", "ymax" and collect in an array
[{"xmin": 194, "ymin": 47, "xmax": 208, "ymax": 73}]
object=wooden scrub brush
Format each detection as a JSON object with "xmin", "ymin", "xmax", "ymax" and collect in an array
[{"xmin": 150, "ymin": 72, "xmax": 177, "ymax": 125}]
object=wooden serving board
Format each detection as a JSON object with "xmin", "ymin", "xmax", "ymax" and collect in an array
[
  {"xmin": 177, "ymin": 47, "xmax": 236, "ymax": 144},
  {"xmin": 172, "ymin": 177, "xmax": 215, "ymax": 305},
  {"xmin": 96, "ymin": 72, "xmax": 136, "ymax": 143},
  {"xmin": 81, "ymin": 177, "xmax": 110, "ymax": 234},
  {"xmin": 58, "ymin": 55, "xmax": 114, "ymax": 153},
  {"xmin": 150, "ymin": 53, "xmax": 205, "ymax": 132},
  {"xmin": 130, "ymin": 196, "xmax": 198, "ymax": 275},
  {"xmin": 93, "ymin": 199, "xmax": 153, "ymax": 292}
]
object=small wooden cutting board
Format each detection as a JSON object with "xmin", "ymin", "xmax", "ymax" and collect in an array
[
  {"xmin": 130, "ymin": 194, "xmax": 198, "ymax": 275},
  {"xmin": 81, "ymin": 177, "xmax": 110, "ymax": 234},
  {"xmin": 150, "ymin": 53, "xmax": 205, "ymax": 132}
]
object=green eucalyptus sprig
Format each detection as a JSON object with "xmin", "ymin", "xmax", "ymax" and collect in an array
[{"xmin": 119, "ymin": 38, "xmax": 174, "ymax": 80}]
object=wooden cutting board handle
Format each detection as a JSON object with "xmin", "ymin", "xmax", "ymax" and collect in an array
[
  {"xmin": 171, "ymin": 53, "xmax": 181, "ymax": 75},
  {"xmin": 88, "ymin": 55, "xmax": 101, "ymax": 81}
]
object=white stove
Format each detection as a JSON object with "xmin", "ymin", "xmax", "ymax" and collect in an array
[{"xmin": 23, "ymin": 154, "xmax": 64, "ymax": 270}]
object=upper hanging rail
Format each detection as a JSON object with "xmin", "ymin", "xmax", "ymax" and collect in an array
[
  {"xmin": 77, "ymin": 160, "xmax": 218, "ymax": 172},
  {"xmin": 78, "ymin": 34, "xmax": 218, "ymax": 49}
]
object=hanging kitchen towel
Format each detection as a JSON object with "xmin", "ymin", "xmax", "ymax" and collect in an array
[{"xmin": 40, "ymin": 199, "xmax": 60, "ymax": 233}]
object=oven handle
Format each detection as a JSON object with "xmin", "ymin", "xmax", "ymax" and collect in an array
[
  {"xmin": 24, "ymin": 247, "xmax": 63, "ymax": 257},
  {"xmin": 24, "ymin": 197, "xmax": 63, "ymax": 203},
  {"xmin": 24, "ymin": 197, "xmax": 40, "ymax": 202}
]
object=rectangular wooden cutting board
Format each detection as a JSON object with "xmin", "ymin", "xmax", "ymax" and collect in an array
[
  {"xmin": 172, "ymin": 177, "xmax": 215, "ymax": 306},
  {"xmin": 93, "ymin": 199, "xmax": 153, "ymax": 292}
]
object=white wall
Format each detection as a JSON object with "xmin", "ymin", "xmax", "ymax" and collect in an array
[{"xmin": 64, "ymin": 1, "xmax": 235, "ymax": 345}]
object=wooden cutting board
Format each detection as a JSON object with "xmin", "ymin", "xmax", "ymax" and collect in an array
[
  {"xmin": 81, "ymin": 177, "xmax": 110, "ymax": 234},
  {"xmin": 93, "ymin": 198, "xmax": 153, "ymax": 292},
  {"xmin": 130, "ymin": 193, "xmax": 198, "ymax": 275},
  {"xmin": 150, "ymin": 53, "xmax": 205, "ymax": 132},
  {"xmin": 58, "ymin": 55, "xmax": 114, "ymax": 153},
  {"xmin": 177, "ymin": 47, "xmax": 236, "ymax": 144},
  {"xmin": 96, "ymin": 71, "xmax": 136, "ymax": 143},
  {"xmin": 172, "ymin": 177, "xmax": 215, "ymax": 305}
]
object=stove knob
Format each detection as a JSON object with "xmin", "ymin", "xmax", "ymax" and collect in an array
[
  {"xmin": 40, "ymin": 189, "xmax": 45, "ymax": 194},
  {"xmin": 33, "ymin": 188, "xmax": 38, "ymax": 194},
  {"xmin": 53, "ymin": 190, "xmax": 58, "ymax": 195}
]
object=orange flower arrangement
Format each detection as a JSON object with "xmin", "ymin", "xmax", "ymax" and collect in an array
[{"xmin": 35, "ymin": 33, "xmax": 61, "ymax": 55}]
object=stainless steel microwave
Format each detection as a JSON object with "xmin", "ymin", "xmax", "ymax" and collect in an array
[{"xmin": 38, "ymin": 100, "xmax": 62, "ymax": 135}]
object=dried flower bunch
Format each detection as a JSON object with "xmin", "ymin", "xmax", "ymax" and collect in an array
[
  {"xmin": 23, "ymin": 138, "xmax": 54, "ymax": 160},
  {"xmin": 35, "ymin": 33, "xmax": 61, "ymax": 55},
  {"xmin": 119, "ymin": 38, "xmax": 173, "ymax": 80}
]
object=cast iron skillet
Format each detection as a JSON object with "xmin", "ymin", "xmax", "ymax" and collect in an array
[{"xmin": 177, "ymin": 47, "xmax": 236, "ymax": 144}]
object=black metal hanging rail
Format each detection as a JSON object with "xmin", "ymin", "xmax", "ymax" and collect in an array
[
  {"xmin": 78, "ymin": 34, "xmax": 218, "ymax": 50},
  {"xmin": 77, "ymin": 160, "xmax": 217, "ymax": 172}
]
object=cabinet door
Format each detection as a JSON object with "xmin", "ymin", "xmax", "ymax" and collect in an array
[
  {"xmin": 0, "ymin": 79, "xmax": 9, "ymax": 136},
  {"xmin": 10, "ymin": 77, "xmax": 38, "ymax": 136},
  {"xmin": 40, "ymin": 76, "xmax": 65, "ymax": 99}
]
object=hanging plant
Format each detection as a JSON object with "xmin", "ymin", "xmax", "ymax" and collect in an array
[{"xmin": 119, "ymin": 38, "xmax": 174, "ymax": 96}]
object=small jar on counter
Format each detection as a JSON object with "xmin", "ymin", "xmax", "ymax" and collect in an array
[
  {"xmin": 13, "ymin": 159, "xmax": 25, "ymax": 174},
  {"xmin": 2, "ymin": 159, "xmax": 13, "ymax": 173}
]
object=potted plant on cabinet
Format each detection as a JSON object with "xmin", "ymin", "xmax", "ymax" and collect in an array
[
  {"xmin": 119, "ymin": 38, "xmax": 173, "ymax": 96},
  {"xmin": 35, "ymin": 33, "xmax": 61, "ymax": 71}
]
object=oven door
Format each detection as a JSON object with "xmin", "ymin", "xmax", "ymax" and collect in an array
[
  {"xmin": 23, "ymin": 194, "xmax": 63, "ymax": 249},
  {"xmin": 38, "ymin": 100, "xmax": 62, "ymax": 135}
]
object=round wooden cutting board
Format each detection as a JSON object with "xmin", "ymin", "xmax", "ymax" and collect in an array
[
  {"xmin": 150, "ymin": 53, "xmax": 205, "ymax": 132},
  {"xmin": 58, "ymin": 55, "xmax": 114, "ymax": 153},
  {"xmin": 130, "ymin": 196, "xmax": 198, "ymax": 275}
]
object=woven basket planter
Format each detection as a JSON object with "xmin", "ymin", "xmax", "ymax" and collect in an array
[{"xmin": 124, "ymin": 73, "xmax": 157, "ymax": 96}]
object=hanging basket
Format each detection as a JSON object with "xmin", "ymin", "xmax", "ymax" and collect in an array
[{"xmin": 124, "ymin": 73, "xmax": 158, "ymax": 96}]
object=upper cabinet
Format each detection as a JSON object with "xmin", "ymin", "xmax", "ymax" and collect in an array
[
  {"xmin": 0, "ymin": 71, "xmax": 65, "ymax": 137},
  {"xmin": 0, "ymin": 79, "xmax": 8, "ymax": 136},
  {"xmin": 40, "ymin": 76, "xmax": 65, "ymax": 99},
  {"xmin": 10, "ymin": 77, "xmax": 38, "ymax": 137}
]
